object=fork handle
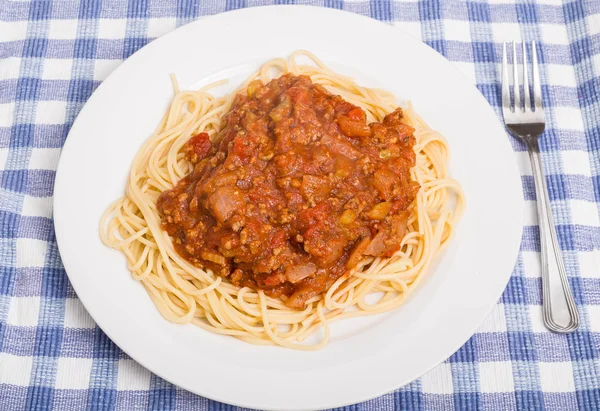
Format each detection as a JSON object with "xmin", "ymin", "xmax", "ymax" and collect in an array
[{"xmin": 528, "ymin": 141, "xmax": 579, "ymax": 333}]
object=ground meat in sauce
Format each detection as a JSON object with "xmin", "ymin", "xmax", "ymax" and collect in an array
[{"xmin": 157, "ymin": 74, "xmax": 419, "ymax": 309}]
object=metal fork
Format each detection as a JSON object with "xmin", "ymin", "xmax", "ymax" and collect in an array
[{"xmin": 502, "ymin": 42, "xmax": 579, "ymax": 333}]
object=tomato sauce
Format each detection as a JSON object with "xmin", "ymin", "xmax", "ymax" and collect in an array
[{"xmin": 157, "ymin": 74, "xmax": 418, "ymax": 309}]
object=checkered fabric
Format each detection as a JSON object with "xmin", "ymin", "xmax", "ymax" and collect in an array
[{"xmin": 1, "ymin": 0, "xmax": 599, "ymax": 410}]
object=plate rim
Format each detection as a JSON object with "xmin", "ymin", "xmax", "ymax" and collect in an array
[{"xmin": 53, "ymin": 5, "xmax": 524, "ymax": 410}]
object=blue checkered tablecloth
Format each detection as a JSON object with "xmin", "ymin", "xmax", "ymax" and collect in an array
[{"xmin": 1, "ymin": 0, "xmax": 599, "ymax": 410}]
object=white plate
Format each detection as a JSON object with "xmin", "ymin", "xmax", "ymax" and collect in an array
[{"xmin": 54, "ymin": 6, "xmax": 523, "ymax": 410}]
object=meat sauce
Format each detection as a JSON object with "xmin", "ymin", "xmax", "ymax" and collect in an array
[{"xmin": 157, "ymin": 74, "xmax": 419, "ymax": 309}]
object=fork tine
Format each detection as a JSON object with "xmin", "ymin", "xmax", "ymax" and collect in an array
[
  {"xmin": 512, "ymin": 42, "xmax": 521, "ymax": 112},
  {"xmin": 522, "ymin": 42, "xmax": 531, "ymax": 111},
  {"xmin": 532, "ymin": 41, "xmax": 543, "ymax": 111},
  {"xmin": 502, "ymin": 43, "xmax": 512, "ymax": 115}
]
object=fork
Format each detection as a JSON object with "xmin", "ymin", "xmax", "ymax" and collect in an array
[{"xmin": 502, "ymin": 42, "xmax": 579, "ymax": 333}]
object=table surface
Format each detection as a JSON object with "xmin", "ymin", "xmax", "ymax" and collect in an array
[{"xmin": 1, "ymin": 1, "xmax": 599, "ymax": 410}]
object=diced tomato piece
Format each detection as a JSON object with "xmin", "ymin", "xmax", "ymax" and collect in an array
[{"xmin": 183, "ymin": 133, "xmax": 212, "ymax": 164}]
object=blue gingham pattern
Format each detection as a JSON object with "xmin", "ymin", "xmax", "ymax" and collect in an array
[{"xmin": 1, "ymin": 1, "xmax": 599, "ymax": 410}]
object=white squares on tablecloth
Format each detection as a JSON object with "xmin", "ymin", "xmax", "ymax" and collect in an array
[
  {"xmin": 393, "ymin": 22, "xmax": 422, "ymax": 41},
  {"xmin": 528, "ymin": 305, "xmax": 546, "ymax": 332},
  {"xmin": 29, "ymin": 147, "xmax": 62, "ymax": 171},
  {"xmin": 451, "ymin": 62, "xmax": 477, "ymax": 85},
  {"xmin": 477, "ymin": 303, "xmax": 508, "ymax": 333},
  {"xmin": 117, "ymin": 359, "xmax": 152, "ymax": 391},
  {"xmin": 588, "ymin": 16, "xmax": 600, "ymax": 37},
  {"xmin": 587, "ymin": 305, "xmax": 600, "ymax": 332},
  {"xmin": 593, "ymin": 55, "xmax": 600, "ymax": 77},
  {"xmin": 539, "ymin": 362, "xmax": 576, "ymax": 392},
  {"xmin": 0, "ymin": 103, "xmax": 15, "ymax": 127},
  {"xmin": 0, "ymin": 21, "xmax": 28, "ymax": 42},
  {"xmin": 42, "ymin": 58, "xmax": 74, "ymax": 81},
  {"xmin": 570, "ymin": 199, "xmax": 600, "ymax": 227},
  {"xmin": 0, "ymin": 149, "xmax": 8, "ymax": 171},
  {"xmin": 534, "ymin": 0, "xmax": 564, "ymax": 5},
  {"xmin": 147, "ymin": 18, "xmax": 178, "ymax": 38},
  {"xmin": 443, "ymin": 20, "xmax": 471, "ymax": 43},
  {"xmin": 492, "ymin": 23, "xmax": 522, "ymax": 44},
  {"xmin": 0, "ymin": 353, "xmax": 34, "ymax": 386},
  {"xmin": 21, "ymin": 195, "xmax": 53, "ymax": 219},
  {"xmin": 55, "ymin": 357, "xmax": 93, "ymax": 389},
  {"xmin": 522, "ymin": 251, "xmax": 541, "ymax": 278},
  {"xmin": 48, "ymin": 19, "xmax": 79, "ymax": 40},
  {"xmin": 98, "ymin": 19, "xmax": 128, "ymax": 40},
  {"xmin": 553, "ymin": 107, "xmax": 585, "ymax": 132},
  {"xmin": 93, "ymin": 59, "xmax": 122, "ymax": 81},
  {"xmin": 578, "ymin": 250, "xmax": 600, "ymax": 278},
  {"xmin": 561, "ymin": 151, "xmax": 592, "ymax": 177},
  {"xmin": 523, "ymin": 200, "xmax": 538, "ymax": 227},
  {"xmin": 0, "ymin": 57, "xmax": 21, "ymax": 80},
  {"xmin": 16, "ymin": 238, "xmax": 48, "ymax": 268},
  {"xmin": 421, "ymin": 362, "xmax": 454, "ymax": 394},
  {"xmin": 539, "ymin": 24, "xmax": 569, "ymax": 46},
  {"xmin": 7, "ymin": 297, "xmax": 41, "ymax": 327},
  {"xmin": 64, "ymin": 298, "xmax": 96, "ymax": 329},
  {"xmin": 545, "ymin": 64, "xmax": 577, "ymax": 88},
  {"xmin": 35, "ymin": 101, "xmax": 68, "ymax": 125},
  {"xmin": 479, "ymin": 362, "xmax": 515, "ymax": 393},
  {"xmin": 487, "ymin": 0, "xmax": 516, "ymax": 4}
]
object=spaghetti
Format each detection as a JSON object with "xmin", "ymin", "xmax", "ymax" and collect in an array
[{"xmin": 100, "ymin": 51, "xmax": 464, "ymax": 350}]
